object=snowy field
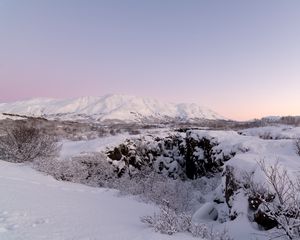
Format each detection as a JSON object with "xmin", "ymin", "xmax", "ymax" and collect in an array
[
  {"xmin": 1, "ymin": 124, "xmax": 300, "ymax": 240},
  {"xmin": 0, "ymin": 161, "xmax": 197, "ymax": 240}
]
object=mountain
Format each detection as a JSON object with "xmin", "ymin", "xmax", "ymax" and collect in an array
[{"xmin": 0, "ymin": 94, "xmax": 225, "ymax": 122}]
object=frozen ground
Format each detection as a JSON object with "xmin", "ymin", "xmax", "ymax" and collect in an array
[
  {"xmin": 60, "ymin": 134, "xmax": 129, "ymax": 158},
  {"xmin": 0, "ymin": 160, "xmax": 198, "ymax": 240},
  {"xmin": 1, "ymin": 125, "xmax": 300, "ymax": 240}
]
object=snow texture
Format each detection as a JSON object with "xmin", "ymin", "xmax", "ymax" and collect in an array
[
  {"xmin": 0, "ymin": 160, "xmax": 198, "ymax": 240},
  {"xmin": 2, "ymin": 124, "xmax": 300, "ymax": 239}
]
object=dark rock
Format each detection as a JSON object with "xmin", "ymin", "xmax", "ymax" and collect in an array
[
  {"xmin": 248, "ymin": 193, "xmax": 275, "ymax": 211},
  {"xmin": 119, "ymin": 144, "xmax": 129, "ymax": 156},
  {"xmin": 229, "ymin": 211, "xmax": 237, "ymax": 220},
  {"xmin": 214, "ymin": 198, "xmax": 225, "ymax": 204},
  {"xmin": 107, "ymin": 147, "xmax": 122, "ymax": 161},
  {"xmin": 248, "ymin": 196, "xmax": 262, "ymax": 211},
  {"xmin": 222, "ymin": 151, "xmax": 236, "ymax": 161},
  {"xmin": 158, "ymin": 161, "xmax": 164, "ymax": 171},
  {"xmin": 254, "ymin": 210, "xmax": 278, "ymax": 230},
  {"xmin": 224, "ymin": 165, "xmax": 239, "ymax": 206},
  {"xmin": 128, "ymin": 155, "xmax": 136, "ymax": 165},
  {"xmin": 185, "ymin": 133, "xmax": 197, "ymax": 179}
]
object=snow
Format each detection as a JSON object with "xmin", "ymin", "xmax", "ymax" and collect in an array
[
  {"xmin": 2, "ymin": 124, "xmax": 300, "ymax": 239},
  {"xmin": 0, "ymin": 94, "xmax": 224, "ymax": 122},
  {"xmin": 60, "ymin": 134, "xmax": 129, "ymax": 158},
  {"xmin": 191, "ymin": 129, "xmax": 300, "ymax": 183},
  {"xmin": 186, "ymin": 127, "xmax": 300, "ymax": 239},
  {"xmin": 239, "ymin": 126, "xmax": 300, "ymax": 140},
  {"xmin": 0, "ymin": 160, "xmax": 198, "ymax": 240},
  {"xmin": 192, "ymin": 202, "xmax": 218, "ymax": 223},
  {"xmin": 59, "ymin": 126, "xmax": 300, "ymax": 228}
]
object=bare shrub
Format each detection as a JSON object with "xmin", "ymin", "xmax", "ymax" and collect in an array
[
  {"xmin": 256, "ymin": 160, "xmax": 300, "ymax": 239},
  {"xmin": 190, "ymin": 224, "xmax": 232, "ymax": 240},
  {"xmin": 242, "ymin": 170, "xmax": 271, "ymax": 204},
  {"xmin": 141, "ymin": 200, "xmax": 179, "ymax": 235},
  {"xmin": 116, "ymin": 167, "xmax": 195, "ymax": 213},
  {"xmin": 0, "ymin": 122, "xmax": 61, "ymax": 163},
  {"xmin": 34, "ymin": 153, "xmax": 117, "ymax": 187},
  {"xmin": 128, "ymin": 129, "xmax": 141, "ymax": 135},
  {"xmin": 141, "ymin": 200, "xmax": 232, "ymax": 239},
  {"xmin": 259, "ymin": 132, "xmax": 273, "ymax": 140}
]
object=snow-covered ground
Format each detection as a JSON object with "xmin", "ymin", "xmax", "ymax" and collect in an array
[
  {"xmin": 60, "ymin": 134, "xmax": 129, "ymax": 158},
  {"xmin": 239, "ymin": 125, "xmax": 300, "ymax": 140},
  {"xmin": 187, "ymin": 127, "xmax": 300, "ymax": 239},
  {"xmin": 0, "ymin": 160, "xmax": 198, "ymax": 240},
  {"xmin": 2, "ymin": 124, "xmax": 300, "ymax": 240},
  {"xmin": 190, "ymin": 129, "xmax": 300, "ymax": 176}
]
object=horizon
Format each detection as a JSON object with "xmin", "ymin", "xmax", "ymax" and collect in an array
[
  {"xmin": 1, "ymin": 0, "xmax": 300, "ymax": 120},
  {"xmin": 1, "ymin": 93, "xmax": 299, "ymax": 121}
]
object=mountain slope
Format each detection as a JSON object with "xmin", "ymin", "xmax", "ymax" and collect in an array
[{"xmin": 0, "ymin": 94, "xmax": 224, "ymax": 122}]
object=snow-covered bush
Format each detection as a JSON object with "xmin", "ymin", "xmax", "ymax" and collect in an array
[
  {"xmin": 34, "ymin": 153, "xmax": 117, "ymax": 187},
  {"xmin": 141, "ymin": 200, "xmax": 232, "ymax": 239},
  {"xmin": 190, "ymin": 224, "xmax": 232, "ymax": 240},
  {"xmin": 258, "ymin": 161, "xmax": 300, "ymax": 239},
  {"xmin": 116, "ymin": 167, "xmax": 196, "ymax": 213},
  {"xmin": 242, "ymin": 161, "xmax": 300, "ymax": 239},
  {"xmin": 259, "ymin": 131, "xmax": 273, "ymax": 140},
  {"xmin": 0, "ymin": 122, "xmax": 61, "ymax": 163},
  {"xmin": 71, "ymin": 153, "xmax": 117, "ymax": 187},
  {"xmin": 141, "ymin": 200, "xmax": 180, "ymax": 235}
]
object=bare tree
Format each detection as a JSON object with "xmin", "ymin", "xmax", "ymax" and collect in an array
[{"xmin": 0, "ymin": 122, "xmax": 61, "ymax": 163}]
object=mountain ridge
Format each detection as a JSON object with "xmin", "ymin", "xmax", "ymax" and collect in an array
[{"xmin": 0, "ymin": 94, "xmax": 225, "ymax": 122}]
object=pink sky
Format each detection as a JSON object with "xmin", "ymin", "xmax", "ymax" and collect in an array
[{"xmin": 1, "ymin": 1, "xmax": 300, "ymax": 121}]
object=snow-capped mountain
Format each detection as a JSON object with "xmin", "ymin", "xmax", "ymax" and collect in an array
[{"xmin": 0, "ymin": 94, "xmax": 225, "ymax": 122}]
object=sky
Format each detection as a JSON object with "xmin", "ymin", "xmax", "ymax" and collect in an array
[{"xmin": 0, "ymin": 0, "xmax": 300, "ymax": 120}]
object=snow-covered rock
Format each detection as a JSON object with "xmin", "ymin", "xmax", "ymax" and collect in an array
[{"xmin": 192, "ymin": 202, "xmax": 218, "ymax": 223}]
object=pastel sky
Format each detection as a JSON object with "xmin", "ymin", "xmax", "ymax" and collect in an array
[{"xmin": 0, "ymin": 0, "xmax": 300, "ymax": 120}]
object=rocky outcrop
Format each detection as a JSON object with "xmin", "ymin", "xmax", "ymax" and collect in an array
[
  {"xmin": 223, "ymin": 165, "xmax": 279, "ymax": 229},
  {"xmin": 185, "ymin": 131, "xmax": 235, "ymax": 179},
  {"xmin": 106, "ymin": 134, "xmax": 186, "ymax": 178},
  {"xmin": 106, "ymin": 131, "xmax": 237, "ymax": 180}
]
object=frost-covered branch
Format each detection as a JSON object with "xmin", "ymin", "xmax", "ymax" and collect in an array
[
  {"xmin": 257, "ymin": 160, "xmax": 300, "ymax": 239},
  {"xmin": 141, "ymin": 200, "xmax": 232, "ymax": 240}
]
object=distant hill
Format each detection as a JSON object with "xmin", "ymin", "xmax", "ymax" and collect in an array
[{"xmin": 0, "ymin": 94, "xmax": 225, "ymax": 123}]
